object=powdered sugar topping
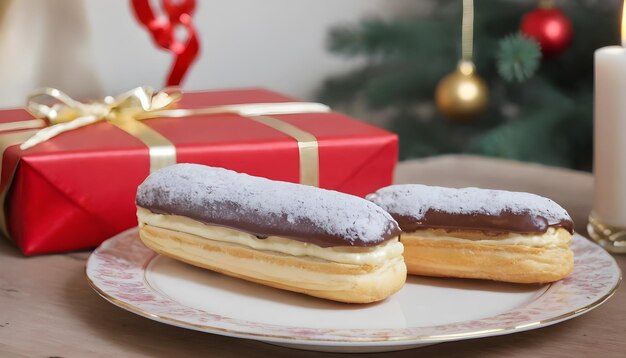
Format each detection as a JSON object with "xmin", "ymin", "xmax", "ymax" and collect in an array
[
  {"xmin": 367, "ymin": 184, "xmax": 572, "ymax": 224},
  {"xmin": 136, "ymin": 164, "xmax": 399, "ymax": 246}
]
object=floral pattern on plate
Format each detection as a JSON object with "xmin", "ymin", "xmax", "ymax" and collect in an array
[{"xmin": 86, "ymin": 228, "xmax": 621, "ymax": 348}]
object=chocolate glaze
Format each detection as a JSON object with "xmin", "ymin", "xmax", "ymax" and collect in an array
[
  {"xmin": 367, "ymin": 184, "xmax": 574, "ymax": 235},
  {"xmin": 136, "ymin": 164, "xmax": 400, "ymax": 247},
  {"xmin": 145, "ymin": 206, "xmax": 401, "ymax": 247},
  {"xmin": 393, "ymin": 209, "xmax": 574, "ymax": 235}
]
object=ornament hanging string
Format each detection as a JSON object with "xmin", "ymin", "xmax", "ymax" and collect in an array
[
  {"xmin": 538, "ymin": 0, "xmax": 555, "ymax": 8},
  {"xmin": 434, "ymin": 0, "xmax": 488, "ymax": 121},
  {"xmin": 461, "ymin": 0, "xmax": 474, "ymax": 62},
  {"xmin": 131, "ymin": 0, "xmax": 200, "ymax": 86}
]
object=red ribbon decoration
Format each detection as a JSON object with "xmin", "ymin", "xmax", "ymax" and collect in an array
[{"xmin": 131, "ymin": 0, "xmax": 200, "ymax": 86}]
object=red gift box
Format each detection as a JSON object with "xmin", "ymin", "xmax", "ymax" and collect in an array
[{"xmin": 0, "ymin": 88, "xmax": 397, "ymax": 255}]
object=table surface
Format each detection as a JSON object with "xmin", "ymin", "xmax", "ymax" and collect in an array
[{"xmin": 1, "ymin": 155, "xmax": 623, "ymax": 357}]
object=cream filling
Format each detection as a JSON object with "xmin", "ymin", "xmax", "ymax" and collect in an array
[
  {"xmin": 137, "ymin": 207, "xmax": 403, "ymax": 266},
  {"xmin": 403, "ymin": 227, "xmax": 569, "ymax": 247},
  {"xmin": 151, "ymin": 233, "xmax": 405, "ymax": 290}
]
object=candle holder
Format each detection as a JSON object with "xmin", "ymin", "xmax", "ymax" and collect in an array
[{"xmin": 588, "ymin": 214, "xmax": 626, "ymax": 254}]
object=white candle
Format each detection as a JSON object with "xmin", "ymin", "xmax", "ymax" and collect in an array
[{"xmin": 593, "ymin": 5, "xmax": 626, "ymax": 227}]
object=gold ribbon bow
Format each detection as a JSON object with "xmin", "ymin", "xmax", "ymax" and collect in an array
[
  {"xmin": 21, "ymin": 87, "xmax": 186, "ymax": 173},
  {"xmin": 22, "ymin": 86, "xmax": 181, "ymax": 150}
]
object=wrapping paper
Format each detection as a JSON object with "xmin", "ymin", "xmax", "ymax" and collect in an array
[{"xmin": 0, "ymin": 88, "xmax": 397, "ymax": 255}]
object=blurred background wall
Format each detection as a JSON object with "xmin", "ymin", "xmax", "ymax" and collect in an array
[{"xmin": 0, "ymin": 0, "xmax": 420, "ymax": 106}]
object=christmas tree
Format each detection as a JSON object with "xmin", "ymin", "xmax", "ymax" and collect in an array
[{"xmin": 318, "ymin": 0, "xmax": 620, "ymax": 171}]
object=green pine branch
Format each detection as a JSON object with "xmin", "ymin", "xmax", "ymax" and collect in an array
[{"xmin": 497, "ymin": 34, "xmax": 541, "ymax": 83}]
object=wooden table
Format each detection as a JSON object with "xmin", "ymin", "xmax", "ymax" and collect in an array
[{"xmin": 1, "ymin": 155, "xmax": 623, "ymax": 357}]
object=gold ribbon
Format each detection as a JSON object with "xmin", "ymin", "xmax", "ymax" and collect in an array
[
  {"xmin": 0, "ymin": 119, "xmax": 46, "ymax": 132},
  {"xmin": 110, "ymin": 115, "xmax": 178, "ymax": 173},
  {"xmin": 20, "ymin": 87, "xmax": 329, "ymax": 179},
  {"xmin": 250, "ymin": 116, "xmax": 320, "ymax": 186},
  {"xmin": 0, "ymin": 87, "xmax": 330, "ymax": 238}
]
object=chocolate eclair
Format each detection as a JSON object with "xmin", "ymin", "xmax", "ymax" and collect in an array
[
  {"xmin": 367, "ymin": 184, "xmax": 574, "ymax": 284},
  {"xmin": 136, "ymin": 164, "xmax": 406, "ymax": 303}
]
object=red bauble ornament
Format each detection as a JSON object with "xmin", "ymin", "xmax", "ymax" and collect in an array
[{"xmin": 521, "ymin": 7, "xmax": 572, "ymax": 57}]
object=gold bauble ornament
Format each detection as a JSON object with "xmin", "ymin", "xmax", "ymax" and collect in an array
[{"xmin": 435, "ymin": 61, "xmax": 489, "ymax": 121}]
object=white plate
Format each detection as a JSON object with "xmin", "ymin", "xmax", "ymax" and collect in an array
[{"xmin": 86, "ymin": 228, "xmax": 621, "ymax": 353}]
